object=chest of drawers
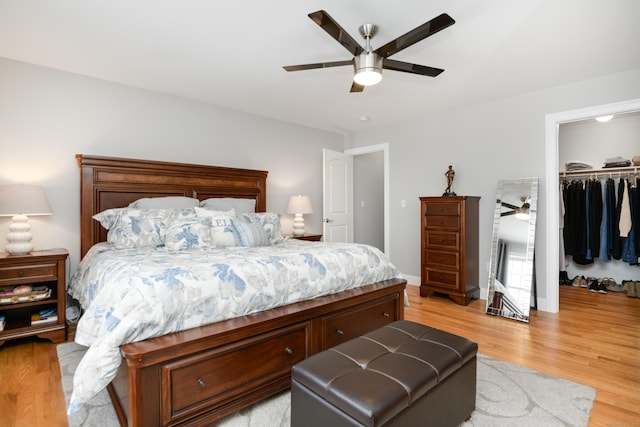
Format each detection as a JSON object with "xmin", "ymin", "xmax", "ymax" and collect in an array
[{"xmin": 420, "ymin": 196, "xmax": 480, "ymax": 305}]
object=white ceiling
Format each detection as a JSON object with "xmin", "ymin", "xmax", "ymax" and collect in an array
[{"xmin": 1, "ymin": 0, "xmax": 639, "ymax": 133}]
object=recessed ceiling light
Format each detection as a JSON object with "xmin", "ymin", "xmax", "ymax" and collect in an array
[
  {"xmin": 595, "ymin": 115, "xmax": 614, "ymax": 122},
  {"xmin": 359, "ymin": 116, "xmax": 370, "ymax": 122}
]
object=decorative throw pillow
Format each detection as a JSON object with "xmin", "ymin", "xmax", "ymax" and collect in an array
[
  {"xmin": 232, "ymin": 219, "xmax": 269, "ymax": 247},
  {"xmin": 194, "ymin": 207, "xmax": 238, "ymax": 247},
  {"xmin": 237, "ymin": 212, "xmax": 285, "ymax": 245},
  {"xmin": 164, "ymin": 216, "xmax": 213, "ymax": 251},
  {"xmin": 104, "ymin": 209, "xmax": 175, "ymax": 248}
]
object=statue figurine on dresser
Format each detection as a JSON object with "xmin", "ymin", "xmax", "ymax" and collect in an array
[{"xmin": 443, "ymin": 165, "xmax": 457, "ymax": 196}]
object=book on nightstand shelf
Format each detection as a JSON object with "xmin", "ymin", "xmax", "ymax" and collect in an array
[
  {"xmin": 31, "ymin": 308, "xmax": 58, "ymax": 325},
  {"xmin": 0, "ymin": 315, "xmax": 5, "ymax": 331}
]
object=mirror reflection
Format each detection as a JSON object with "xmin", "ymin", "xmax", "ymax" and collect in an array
[{"xmin": 486, "ymin": 177, "xmax": 538, "ymax": 323}]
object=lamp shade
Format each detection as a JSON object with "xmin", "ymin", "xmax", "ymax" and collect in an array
[
  {"xmin": 286, "ymin": 195, "xmax": 313, "ymax": 215},
  {"xmin": 0, "ymin": 184, "xmax": 53, "ymax": 216}
]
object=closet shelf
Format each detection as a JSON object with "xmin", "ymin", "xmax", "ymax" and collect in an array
[{"xmin": 560, "ymin": 166, "xmax": 639, "ymax": 179}]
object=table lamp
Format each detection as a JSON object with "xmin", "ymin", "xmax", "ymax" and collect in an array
[
  {"xmin": 0, "ymin": 184, "xmax": 53, "ymax": 255},
  {"xmin": 286, "ymin": 195, "xmax": 313, "ymax": 236}
]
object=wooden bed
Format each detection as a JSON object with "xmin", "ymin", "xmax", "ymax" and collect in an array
[{"xmin": 76, "ymin": 154, "xmax": 406, "ymax": 427}]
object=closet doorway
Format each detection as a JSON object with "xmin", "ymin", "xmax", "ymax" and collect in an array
[
  {"xmin": 544, "ymin": 98, "xmax": 640, "ymax": 313},
  {"xmin": 559, "ymin": 112, "xmax": 640, "ymax": 284}
]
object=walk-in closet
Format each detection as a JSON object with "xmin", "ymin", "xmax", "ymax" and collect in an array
[{"xmin": 558, "ymin": 111, "xmax": 640, "ymax": 297}]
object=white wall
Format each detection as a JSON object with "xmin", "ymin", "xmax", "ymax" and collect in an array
[
  {"xmin": 349, "ymin": 68, "xmax": 640, "ymax": 311},
  {"xmin": 0, "ymin": 58, "xmax": 344, "ymax": 271}
]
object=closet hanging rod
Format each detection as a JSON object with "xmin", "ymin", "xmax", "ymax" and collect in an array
[{"xmin": 560, "ymin": 166, "xmax": 639, "ymax": 179}]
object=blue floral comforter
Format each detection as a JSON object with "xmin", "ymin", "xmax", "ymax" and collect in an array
[{"xmin": 66, "ymin": 240, "xmax": 399, "ymax": 413}]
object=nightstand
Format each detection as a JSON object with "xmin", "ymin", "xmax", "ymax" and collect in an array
[
  {"xmin": 0, "ymin": 249, "xmax": 68, "ymax": 346},
  {"xmin": 288, "ymin": 234, "xmax": 323, "ymax": 242}
]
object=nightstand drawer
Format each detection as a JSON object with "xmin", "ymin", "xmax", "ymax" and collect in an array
[{"xmin": 0, "ymin": 262, "xmax": 57, "ymax": 285}]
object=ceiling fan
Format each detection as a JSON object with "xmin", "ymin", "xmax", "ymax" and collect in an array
[
  {"xmin": 500, "ymin": 197, "xmax": 531, "ymax": 220},
  {"xmin": 283, "ymin": 10, "xmax": 455, "ymax": 92}
]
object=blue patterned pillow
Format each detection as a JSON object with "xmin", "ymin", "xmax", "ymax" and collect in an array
[
  {"xmin": 232, "ymin": 219, "xmax": 269, "ymax": 247},
  {"xmin": 165, "ymin": 216, "xmax": 213, "ymax": 251},
  {"xmin": 101, "ymin": 209, "xmax": 174, "ymax": 248},
  {"xmin": 237, "ymin": 212, "xmax": 284, "ymax": 245}
]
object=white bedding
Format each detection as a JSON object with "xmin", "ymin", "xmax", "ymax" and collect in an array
[{"xmin": 66, "ymin": 239, "xmax": 399, "ymax": 413}]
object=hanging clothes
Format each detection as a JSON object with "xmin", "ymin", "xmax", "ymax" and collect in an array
[
  {"xmin": 622, "ymin": 178, "xmax": 639, "ymax": 265},
  {"xmin": 598, "ymin": 179, "xmax": 610, "ymax": 262},
  {"xmin": 612, "ymin": 177, "xmax": 625, "ymax": 259}
]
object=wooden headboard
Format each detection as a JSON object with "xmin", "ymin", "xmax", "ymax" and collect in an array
[{"xmin": 77, "ymin": 154, "xmax": 268, "ymax": 258}]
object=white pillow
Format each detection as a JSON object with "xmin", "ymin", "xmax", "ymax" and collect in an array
[
  {"xmin": 194, "ymin": 207, "xmax": 237, "ymax": 247},
  {"xmin": 199, "ymin": 197, "xmax": 256, "ymax": 214},
  {"xmin": 128, "ymin": 196, "xmax": 199, "ymax": 209}
]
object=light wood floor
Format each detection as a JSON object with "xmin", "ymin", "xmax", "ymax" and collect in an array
[{"xmin": 0, "ymin": 284, "xmax": 638, "ymax": 427}]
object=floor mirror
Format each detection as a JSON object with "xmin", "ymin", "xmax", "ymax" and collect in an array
[{"xmin": 486, "ymin": 177, "xmax": 538, "ymax": 323}]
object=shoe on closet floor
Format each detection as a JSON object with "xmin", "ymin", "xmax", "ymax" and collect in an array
[
  {"xmin": 623, "ymin": 280, "xmax": 637, "ymax": 298},
  {"xmin": 596, "ymin": 282, "xmax": 608, "ymax": 294},
  {"xmin": 602, "ymin": 278, "xmax": 622, "ymax": 292},
  {"xmin": 559, "ymin": 271, "xmax": 573, "ymax": 286},
  {"xmin": 588, "ymin": 279, "xmax": 600, "ymax": 293},
  {"xmin": 572, "ymin": 276, "xmax": 586, "ymax": 287}
]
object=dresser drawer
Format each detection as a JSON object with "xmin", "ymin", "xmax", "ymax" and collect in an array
[
  {"xmin": 424, "ymin": 268, "xmax": 459, "ymax": 289},
  {"xmin": 424, "ymin": 215, "xmax": 460, "ymax": 230},
  {"xmin": 162, "ymin": 322, "xmax": 308, "ymax": 424},
  {"xmin": 322, "ymin": 295, "xmax": 398, "ymax": 349},
  {"xmin": 424, "ymin": 201, "xmax": 460, "ymax": 216},
  {"xmin": 425, "ymin": 250, "xmax": 459, "ymax": 269},
  {"xmin": 0, "ymin": 262, "xmax": 57, "ymax": 285},
  {"xmin": 424, "ymin": 231, "xmax": 459, "ymax": 250}
]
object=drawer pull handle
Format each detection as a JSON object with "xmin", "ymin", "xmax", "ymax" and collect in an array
[
  {"xmin": 336, "ymin": 329, "xmax": 344, "ymax": 336},
  {"xmin": 18, "ymin": 271, "xmax": 24, "ymax": 277},
  {"xmin": 383, "ymin": 312, "xmax": 390, "ymax": 318},
  {"xmin": 197, "ymin": 378, "xmax": 206, "ymax": 388},
  {"xmin": 284, "ymin": 347, "xmax": 293, "ymax": 355}
]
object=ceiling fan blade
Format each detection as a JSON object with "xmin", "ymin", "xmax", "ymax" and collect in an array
[
  {"xmin": 500, "ymin": 201, "xmax": 519, "ymax": 210},
  {"xmin": 308, "ymin": 10, "xmax": 364, "ymax": 56},
  {"xmin": 501, "ymin": 211, "xmax": 516, "ymax": 217},
  {"xmin": 350, "ymin": 81, "xmax": 365, "ymax": 93},
  {"xmin": 375, "ymin": 13, "xmax": 455, "ymax": 58},
  {"xmin": 283, "ymin": 60, "xmax": 353, "ymax": 72},
  {"xmin": 382, "ymin": 59, "xmax": 444, "ymax": 77}
]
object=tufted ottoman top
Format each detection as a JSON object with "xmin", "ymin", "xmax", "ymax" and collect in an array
[{"xmin": 292, "ymin": 320, "xmax": 478, "ymax": 426}]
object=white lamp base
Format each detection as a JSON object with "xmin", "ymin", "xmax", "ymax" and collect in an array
[
  {"xmin": 5, "ymin": 214, "xmax": 34, "ymax": 255},
  {"xmin": 292, "ymin": 213, "xmax": 305, "ymax": 236}
]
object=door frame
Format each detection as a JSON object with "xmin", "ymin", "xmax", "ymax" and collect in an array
[
  {"xmin": 544, "ymin": 98, "xmax": 640, "ymax": 313},
  {"xmin": 345, "ymin": 143, "xmax": 390, "ymax": 257}
]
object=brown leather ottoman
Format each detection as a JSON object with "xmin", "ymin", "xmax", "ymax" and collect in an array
[{"xmin": 291, "ymin": 320, "xmax": 477, "ymax": 427}]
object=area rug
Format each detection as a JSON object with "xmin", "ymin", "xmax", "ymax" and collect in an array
[{"xmin": 57, "ymin": 342, "xmax": 595, "ymax": 426}]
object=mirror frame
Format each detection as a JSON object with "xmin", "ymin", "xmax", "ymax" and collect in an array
[{"xmin": 486, "ymin": 177, "xmax": 538, "ymax": 323}]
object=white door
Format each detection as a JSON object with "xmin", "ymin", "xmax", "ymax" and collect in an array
[{"xmin": 322, "ymin": 149, "xmax": 353, "ymax": 242}]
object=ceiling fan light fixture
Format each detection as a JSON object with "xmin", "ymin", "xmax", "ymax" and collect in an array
[
  {"xmin": 515, "ymin": 202, "xmax": 530, "ymax": 221},
  {"xmin": 353, "ymin": 52, "xmax": 382, "ymax": 86}
]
